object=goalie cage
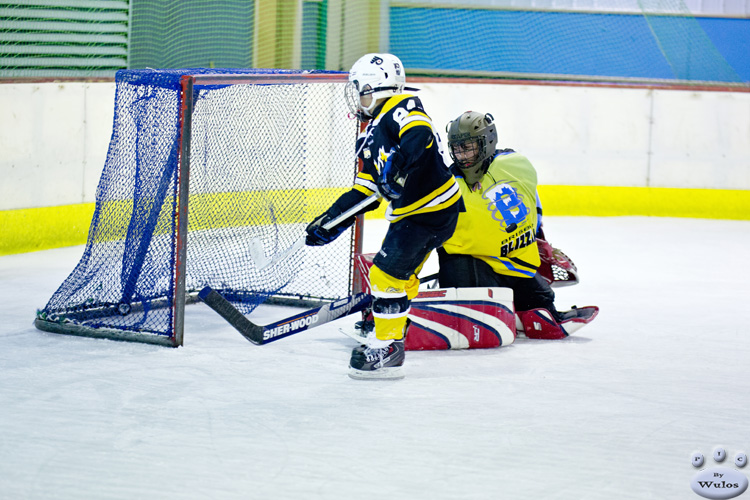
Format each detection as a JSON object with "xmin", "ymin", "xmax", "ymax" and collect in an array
[{"xmin": 35, "ymin": 68, "xmax": 364, "ymax": 347}]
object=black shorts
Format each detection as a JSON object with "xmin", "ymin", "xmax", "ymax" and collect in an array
[{"xmin": 373, "ymin": 211, "xmax": 459, "ymax": 281}]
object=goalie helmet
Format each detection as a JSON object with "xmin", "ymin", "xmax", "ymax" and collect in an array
[
  {"xmin": 446, "ymin": 111, "xmax": 498, "ymax": 185},
  {"xmin": 345, "ymin": 53, "xmax": 406, "ymax": 120}
]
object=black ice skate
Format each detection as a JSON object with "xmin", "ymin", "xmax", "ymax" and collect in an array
[{"xmin": 348, "ymin": 338, "xmax": 405, "ymax": 380}]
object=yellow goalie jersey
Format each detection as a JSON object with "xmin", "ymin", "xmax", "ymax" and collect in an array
[{"xmin": 442, "ymin": 150, "xmax": 541, "ymax": 278}]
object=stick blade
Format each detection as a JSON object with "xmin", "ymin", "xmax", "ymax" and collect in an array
[
  {"xmin": 198, "ymin": 286, "xmax": 265, "ymax": 344},
  {"xmin": 248, "ymin": 238, "xmax": 270, "ymax": 269},
  {"xmin": 257, "ymin": 237, "xmax": 306, "ymax": 271},
  {"xmin": 199, "ymin": 287, "xmax": 372, "ymax": 346}
]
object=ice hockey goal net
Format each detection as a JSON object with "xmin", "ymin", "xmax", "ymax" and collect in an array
[{"xmin": 35, "ymin": 69, "xmax": 362, "ymax": 346}]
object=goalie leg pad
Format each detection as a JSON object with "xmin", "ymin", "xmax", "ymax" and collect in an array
[{"xmin": 405, "ymin": 287, "xmax": 516, "ymax": 350}]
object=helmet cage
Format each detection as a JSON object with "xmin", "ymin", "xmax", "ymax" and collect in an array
[
  {"xmin": 449, "ymin": 137, "xmax": 485, "ymax": 168},
  {"xmin": 446, "ymin": 111, "xmax": 498, "ymax": 171},
  {"xmin": 344, "ymin": 81, "xmax": 362, "ymax": 119}
]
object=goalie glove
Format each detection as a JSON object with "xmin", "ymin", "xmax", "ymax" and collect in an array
[
  {"xmin": 305, "ymin": 206, "xmax": 356, "ymax": 246},
  {"xmin": 377, "ymin": 147, "xmax": 408, "ymax": 201}
]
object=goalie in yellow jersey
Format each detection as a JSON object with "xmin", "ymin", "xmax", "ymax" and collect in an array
[{"xmin": 438, "ymin": 111, "xmax": 598, "ymax": 339}]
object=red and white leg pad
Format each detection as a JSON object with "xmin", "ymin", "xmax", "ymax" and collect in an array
[
  {"xmin": 516, "ymin": 306, "xmax": 599, "ymax": 339},
  {"xmin": 352, "ymin": 252, "xmax": 596, "ymax": 347},
  {"xmin": 405, "ymin": 287, "xmax": 516, "ymax": 350}
]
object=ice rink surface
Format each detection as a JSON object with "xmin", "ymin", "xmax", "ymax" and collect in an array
[{"xmin": 1, "ymin": 216, "xmax": 749, "ymax": 500}]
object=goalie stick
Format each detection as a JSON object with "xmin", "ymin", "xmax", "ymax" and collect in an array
[
  {"xmin": 198, "ymin": 286, "xmax": 372, "ymax": 345},
  {"xmin": 248, "ymin": 193, "xmax": 380, "ymax": 271}
]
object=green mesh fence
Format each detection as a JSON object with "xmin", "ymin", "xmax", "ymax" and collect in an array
[
  {"xmin": 1, "ymin": 2, "xmax": 746, "ymax": 83},
  {"xmin": 0, "ymin": 0, "xmax": 129, "ymax": 77},
  {"xmin": 128, "ymin": 0, "xmax": 254, "ymax": 69}
]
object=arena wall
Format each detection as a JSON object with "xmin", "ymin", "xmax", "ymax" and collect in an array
[{"xmin": 1, "ymin": 79, "xmax": 748, "ymax": 254}]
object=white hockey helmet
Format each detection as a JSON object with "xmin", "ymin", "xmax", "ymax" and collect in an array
[{"xmin": 345, "ymin": 53, "xmax": 406, "ymax": 120}]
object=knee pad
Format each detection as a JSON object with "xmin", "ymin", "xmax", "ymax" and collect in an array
[{"xmin": 369, "ymin": 265, "xmax": 420, "ymax": 300}]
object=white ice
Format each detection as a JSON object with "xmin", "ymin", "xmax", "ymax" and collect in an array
[{"xmin": 1, "ymin": 216, "xmax": 749, "ymax": 500}]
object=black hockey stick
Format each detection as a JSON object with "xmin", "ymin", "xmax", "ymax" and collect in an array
[{"xmin": 198, "ymin": 286, "xmax": 372, "ymax": 345}]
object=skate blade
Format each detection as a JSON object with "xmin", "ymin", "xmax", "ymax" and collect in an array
[
  {"xmin": 348, "ymin": 366, "xmax": 405, "ymax": 380},
  {"xmin": 339, "ymin": 327, "xmax": 367, "ymax": 343}
]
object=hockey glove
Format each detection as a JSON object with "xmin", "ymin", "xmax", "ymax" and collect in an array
[
  {"xmin": 305, "ymin": 207, "xmax": 355, "ymax": 246},
  {"xmin": 377, "ymin": 147, "xmax": 408, "ymax": 202}
]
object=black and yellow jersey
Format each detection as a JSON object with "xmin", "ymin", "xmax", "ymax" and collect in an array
[
  {"xmin": 340, "ymin": 94, "xmax": 461, "ymax": 225},
  {"xmin": 442, "ymin": 150, "xmax": 541, "ymax": 278}
]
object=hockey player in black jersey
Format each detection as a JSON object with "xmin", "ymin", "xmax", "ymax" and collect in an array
[{"xmin": 305, "ymin": 53, "xmax": 462, "ymax": 379}]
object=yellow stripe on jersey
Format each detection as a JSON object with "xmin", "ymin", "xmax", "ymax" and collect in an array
[
  {"xmin": 373, "ymin": 94, "xmax": 414, "ymax": 123},
  {"xmin": 404, "ymin": 110, "xmax": 430, "ymax": 120},
  {"xmin": 399, "ymin": 119, "xmax": 432, "ymax": 137},
  {"xmin": 389, "ymin": 177, "xmax": 457, "ymax": 215},
  {"xmin": 354, "ymin": 172, "xmax": 377, "ymax": 196},
  {"xmin": 385, "ymin": 177, "xmax": 461, "ymax": 223},
  {"xmin": 398, "ymin": 111, "xmax": 434, "ymax": 137},
  {"xmin": 354, "ymin": 184, "xmax": 375, "ymax": 196}
]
